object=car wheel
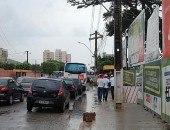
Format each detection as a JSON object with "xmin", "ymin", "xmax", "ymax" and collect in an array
[
  {"xmin": 20, "ymin": 93, "xmax": 24, "ymax": 102},
  {"xmin": 27, "ymin": 103, "xmax": 33, "ymax": 112},
  {"xmin": 72, "ymin": 92, "xmax": 76, "ymax": 99},
  {"xmin": 7, "ymin": 95, "xmax": 13, "ymax": 105},
  {"xmin": 66, "ymin": 101, "xmax": 69, "ymax": 108},
  {"xmin": 59, "ymin": 101, "xmax": 65, "ymax": 113},
  {"xmin": 79, "ymin": 90, "xmax": 82, "ymax": 95}
]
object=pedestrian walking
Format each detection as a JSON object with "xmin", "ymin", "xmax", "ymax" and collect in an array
[
  {"xmin": 103, "ymin": 74, "xmax": 109, "ymax": 101},
  {"xmin": 97, "ymin": 74, "xmax": 104, "ymax": 103},
  {"xmin": 110, "ymin": 75, "xmax": 114, "ymax": 100}
]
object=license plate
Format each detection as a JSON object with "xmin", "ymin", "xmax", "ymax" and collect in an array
[{"xmin": 39, "ymin": 101, "xmax": 49, "ymax": 104}]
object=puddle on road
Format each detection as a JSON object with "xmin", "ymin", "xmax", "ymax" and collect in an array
[
  {"xmin": 67, "ymin": 86, "xmax": 99, "ymax": 130},
  {"xmin": 0, "ymin": 110, "xmax": 10, "ymax": 115}
]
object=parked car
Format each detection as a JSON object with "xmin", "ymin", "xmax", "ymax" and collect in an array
[
  {"xmin": 0, "ymin": 77, "xmax": 24, "ymax": 105},
  {"xmin": 72, "ymin": 78, "xmax": 83, "ymax": 95},
  {"xmin": 16, "ymin": 76, "xmax": 36, "ymax": 95},
  {"xmin": 81, "ymin": 80, "xmax": 86, "ymax": 91},
  {"xmin": 27, "ymin": 78, "xmax": 70, "ymax": 113},
  {"xmin": 63, "ymin": 78, "xmax": 78, "ymax": 98}
]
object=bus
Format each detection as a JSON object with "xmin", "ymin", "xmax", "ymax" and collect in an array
[{"xmin": 64, "ymin": 62, "xmax": 87, "ymax": 90}]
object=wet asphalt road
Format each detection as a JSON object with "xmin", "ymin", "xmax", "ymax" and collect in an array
[{"xmin": 0, "ymin": 87, "xmax": 91, "ymax": 130}]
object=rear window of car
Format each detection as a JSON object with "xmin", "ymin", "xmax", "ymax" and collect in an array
[
  {"xmin": 0, "ymin": 79, "xmax": 8, "ymax": 86},
  {"xmin": 32, "ymin": 79, "xmax": 61, "ymax": 89},
  {"xmin": 22, "ymin": 78, "xmax": 35, "ymax": 83},
  {"xmin": 64, "ymin": 80, "xmax": 73, "ymax": 85}
]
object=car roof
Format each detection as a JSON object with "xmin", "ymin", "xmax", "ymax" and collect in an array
[
  {"xmin": 36, "ymin": 77, "xmax": 62, "ymax": 81},
  {"xmin": 63, "ymin": 78, "xmax": 73, "ymax": 80},
  {"xmin": 0, "ymin": 77, "xmax": 13, "ymax": 79},
  {"xmin": 17, "ymin": 76, "xmax": 35, "ymax": 78}
]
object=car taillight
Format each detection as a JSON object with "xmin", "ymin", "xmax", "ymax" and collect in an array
[
  {"xmin": 28, "ymin": 86, "xmax": 32, "ymax": 94},
  {"xmin": 0, "ymin": 86, "xmax": 9, "ymax": 92},
  {"xmin": 58, "ymin": 87, "xmax": 63, "ymax": 96},
  {"xmin": 71, "ymin": 85, "xmax": 75, "ymax": 90}
]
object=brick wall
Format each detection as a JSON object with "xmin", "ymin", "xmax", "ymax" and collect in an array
[{"xmin": 0, "ymin": 68, "xmax": 41, "ymax": 79}]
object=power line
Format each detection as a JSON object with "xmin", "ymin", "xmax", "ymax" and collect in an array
[
  {"xmin": 0, "ymin": 25, "xmax": 16, "ymax": 53},
  {"xmin": 96, "ymin": 5, "xmax": 102, "ymax": 31},
  {"xmin": 90, "ymin": 6, "xmax": 95, "ymax": 34}
]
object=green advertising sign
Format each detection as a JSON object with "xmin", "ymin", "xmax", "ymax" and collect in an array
[
  {"xmin": 123, "ymin": 70, "xmax": 135, "ymax": 86},
  {"xmin": 144, "ymin": 60, "xmax": 161, "ymax": 97}
]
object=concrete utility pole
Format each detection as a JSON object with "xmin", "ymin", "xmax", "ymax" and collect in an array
[
  {"xmin": 89, "ymin": 30, "xmax": 103, "ymax": 74},
  {"xmin": 114, "ymin": 0, "xmax": 123, "ymax": 109},
  {"xmin": 25, "ymin": 51, "xmax": 29, "ymax": 63}
]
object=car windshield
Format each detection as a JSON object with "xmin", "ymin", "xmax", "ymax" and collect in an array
[
  {"xmin": 73, "ymin": 79, "xmax": 79, "ymax": 84},
  {"xmin": 0, "ymin": 79, "xmax": 8, "ymax": 86}
]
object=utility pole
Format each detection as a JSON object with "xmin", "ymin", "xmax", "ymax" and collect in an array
[
  {"xmin": 89, "ymin": 30, "xmax": 103, "ymax": 75},
  {"xmin": 25, "ymin": 51, "xmax": 29, "ymax": 63},
  {"xmin": 114, "ymin": 0, "xmax": 123, "ymax": 109}
]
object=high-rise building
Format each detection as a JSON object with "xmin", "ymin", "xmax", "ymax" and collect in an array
[
  {"xmin": 66, "ymin": 54, "xmax": 71, "ymax": 63},
  {"xmin": 55, "ymin": 49, "xmax": 71, "ymax": 63},
  {"xmin": 43, "ymin": 50, "xmax": 54, "ymax": 62},
  {"xmin": 0, "ymin": 48, "xmax": 8, "ymax": 63}
]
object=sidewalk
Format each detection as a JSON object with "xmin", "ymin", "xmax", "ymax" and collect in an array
[{"xmin": 78, "ymin": 86, "xmax": 168, "ymax": 130}]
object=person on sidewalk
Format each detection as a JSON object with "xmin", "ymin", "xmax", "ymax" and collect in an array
[
  {"xmin": 97, "ymin": 74, "xmax": 104, "ymax": 103},
  {"xmin": 103, "ymin": 74, "xmax": 109, "ymax": 102},
  {"xmin": 110, "ymin": 75, "xmax": 115, "ymax": 100}
]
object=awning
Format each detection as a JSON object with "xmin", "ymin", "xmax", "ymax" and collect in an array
[{"xmin": 103, "ymin": 65, "xmax": 114, "ymax": 70}]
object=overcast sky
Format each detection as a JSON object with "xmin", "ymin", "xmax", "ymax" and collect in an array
[{"xmin": 0, "ymin": 0, "xmax": 114, "ymax": 68}]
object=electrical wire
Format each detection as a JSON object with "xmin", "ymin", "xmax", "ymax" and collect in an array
[
  {"xmin": 0, "ymin": 25, "xmax": 17, "ymax": 53},
  {"xmin": 96, "ymin": 5, "xmax": 102, "ymax": 31},
  {"xmin": 89, "ymin": 6, "xmax": 95, "ymax": 66}
]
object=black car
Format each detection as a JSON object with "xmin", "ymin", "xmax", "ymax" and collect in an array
[
  {"xmin": 63, "ymin": 78, "xmax": 78, "ymax": 98},
  {"xmin": 16, "ymin": 76, "xmax": 36, "ymax": 95},
  {"xmin": 0, "ymin": 77, "xmax": 24, "ymax": 105},
  {"xmin": 27, "ymin": 78, "xmax": 70, "ymax": 113},
  {"xmin": 72, "ymin": 78, "xmax": 83, "ymax": 95}
]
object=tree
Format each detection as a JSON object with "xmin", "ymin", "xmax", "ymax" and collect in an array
[
  {"xmin": 41, "ymin": 60, "xmax": 65, "ymax": 75},
  {"xmin": 15, "ymin": 63, "xmax": 31, "ymax": 70},
  {"xmin": 41, "ymin": 62, "xmax": 56, "ymax": 75},
  {"xmin": 97, "ymin": 55, "xmax": 114, "ymax": 74},
  {"xmin": 68, "ymin": 0, "xmax": 162, "ymax": 50},
  {"xmin": 0, "ymin": 62, "xmax": 15, "ymax": 70},
  {"xmin": 31, "ymin": 64, "xmax": 42, "ymax": 73}
]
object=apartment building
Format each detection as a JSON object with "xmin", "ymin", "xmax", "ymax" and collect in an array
[
  {"xmin": 43, "ymin": 50, "xmax": 54, "ymax": 62},
  {"xmin": 66, "ymin": 54, "xmax": 71, "ymax": 63},
  {"xmin": 0, "ymin": 48, "xmax": 8, "ymax": 63},
  {"xmin": 55, "ymin": 49, "xmax": 71, "ymax": 63}
]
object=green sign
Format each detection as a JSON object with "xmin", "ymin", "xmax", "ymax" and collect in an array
[
  {"xmin": 144, "ymin": 60, "xmax": 161, "ymax": 97},
  {"xmin": 123, "ymin": 70, "xmax": 135, "ymax": 86}
]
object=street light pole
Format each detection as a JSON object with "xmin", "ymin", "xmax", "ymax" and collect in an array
[{"xmin": 78, "ymin": 42, "xmax": 94, "ymax": 56}]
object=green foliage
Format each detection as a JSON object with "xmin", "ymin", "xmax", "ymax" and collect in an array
[
  {"xmin": 69, "ymin": 0, "xmax": 162, "ymax": 50},
  {"xmin": 0, "ymin": 62, "xmax": 15, "ymax": 70},
  {"xmin": 41, "ymin": 62, "xmax": 56, "ymax": 75},
  {"xmin": 15, "ymin": 63, "xmax": 31, "ymax": 70},
  {"xmin": 41, "ymin": 60, "xmax": 64, "ymax": 74},
  {"xmin": 31, "ymin": 64, "xmax": 42, "ymax": 72},
  {"xmin": 97, "ymin": 55, "xmax": 114, "ymax": 74}
]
